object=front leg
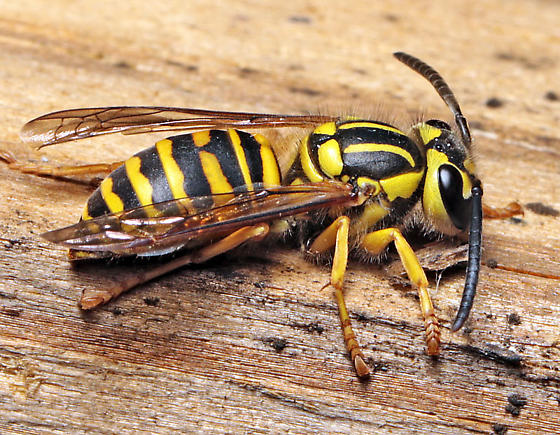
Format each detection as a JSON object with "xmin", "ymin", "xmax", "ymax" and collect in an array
[{"xmin": 361, "ymin": 228, "xmax": 441, "ymax": 356}]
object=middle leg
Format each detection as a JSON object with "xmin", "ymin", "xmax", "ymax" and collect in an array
[{"xmin": 308, "ymin": 216, "xmax": 370, "ymax": 378}]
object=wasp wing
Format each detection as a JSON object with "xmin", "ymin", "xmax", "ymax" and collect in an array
[
  {"xmin": 21, "ymin": 106, "xmax": 338, "ymax": 147},
  {"xmin": 41, "ymin": 182, "xmax": 357, "ymax": 255}
]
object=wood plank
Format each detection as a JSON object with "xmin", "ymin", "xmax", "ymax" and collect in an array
[{"xmin": 1, "ymin": 1, "xmax": 559, "ymax": 433}]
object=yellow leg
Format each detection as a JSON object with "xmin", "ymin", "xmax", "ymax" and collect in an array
[
  {"xmin": 309, "ymin": 216, "xmax": 370, "ymax": 379},
  {"xmin": 362, "ymin": 228, "xmax": 441, "ymax": 356},
  {"xmin": 80, "ymin": 223, "xmax": 270, "ymax": 309},
  {"xmin": 1, "ymin": 150, "xmax": 123, "ymax": 177}
]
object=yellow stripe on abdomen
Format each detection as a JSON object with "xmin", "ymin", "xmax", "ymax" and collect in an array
[
  {"xmin": 192, "ymin": 130, "xmax": 211, "ymax": 147},
  {"xmin": 81, "ymin": 205, "xmax": 92, "ymax": 221},
  {"xmin": 100, "ymin": 176, "xmax": 124, "ymax": 213},
  {"xmin": 156, "ymin": 139, "xmax": 187, "ymax": 199},
  {"xmin": 228, "ymin": 129, "xmax": 254, "ymax": 190},
  {"xmin": 199, "ymin": 150, "xmax": 234, "ymax": 204},
  {"xmin": 125, "ymin": 156, "xmax": 153, "ymax": 206},
  {"xmin": 156, "ymin": 138, "xmax": 197, "ymax": 215}
]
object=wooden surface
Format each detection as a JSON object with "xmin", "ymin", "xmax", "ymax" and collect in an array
[{"xmin": 1, "ymin": 1, "xmax": 559, "ymax": 433}]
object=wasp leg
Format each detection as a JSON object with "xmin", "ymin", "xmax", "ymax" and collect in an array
[
  {"xmin": 483, "ymin": 201, "xmax": 523, "ymax": 219},
  {"xmin": 361, "ymin": 228, "xmax": 441, "ymax": 356},
  {"xmin": 308, "ymin": 216, "xmax": 370, "ymax": 379},
  {"xmin": 0, "ymin": 150, "xmax": 123, "ymax": 177},
  {"xmin": 80, "ymin": 223, "xmax": 270, "ymax": 309}
]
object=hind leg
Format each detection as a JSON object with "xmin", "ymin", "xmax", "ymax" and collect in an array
[
  {"xmin": 80, "ymin": 223, "xmax": 270, "ymax": 309},
  {"xmin": 1, "ymin": 150, "xmax": 123, "ymax": 177}
]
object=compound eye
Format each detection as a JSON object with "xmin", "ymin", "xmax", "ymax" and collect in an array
[
  {"xmin": 426, "ymin": 119, "xmax": 451, "ymax": 131},
  {"xmin": 438, "ymin": 164, "xmax": 472, "ymax": 230}
]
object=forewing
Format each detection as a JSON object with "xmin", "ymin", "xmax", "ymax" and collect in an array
[
  {"xmin": 41, "ymin": 182, "xmax": 357, "ymax": 255},
  {"xmin": 21, "ymin": 106, "xmax": 338, "ymax": 147}
]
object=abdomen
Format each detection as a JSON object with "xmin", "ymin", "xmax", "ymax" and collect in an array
[{"xmin": 82, "ymin": 129, "xmax": 281, "ymax": 220}]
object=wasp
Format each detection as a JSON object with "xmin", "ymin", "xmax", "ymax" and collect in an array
[{"xmin": 2, "ymin": 53, "xmax": 522, "ymax": 378}]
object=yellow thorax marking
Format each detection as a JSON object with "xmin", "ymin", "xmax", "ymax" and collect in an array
[
  {"xmin": 380, "ymin": 170, "xmax": 425, "ymax": 201},
  {"xmin": 318, "ymin": 139, "xmax": 343, "ymax": 177},
  {"xmin": 356, "ymin": 177, "xmax": 381, "ymax": 196},
  {"xmin": 352, "ymin": 202, "xmax": 390, "ymax": 235},
  {"xmin": 313, "ymin": 122, "xmax": 337, "ymax": 136},
  {"xmin": 416, "ymin": 123, "xmax": 442, "ymax": 145},
  {"xmin": 300, "ymin": 136, "xmax": 323, "ymax": 182},
  {"xmin": 338, "ymin": 122, "xmax": 404, "ymax": 136}
]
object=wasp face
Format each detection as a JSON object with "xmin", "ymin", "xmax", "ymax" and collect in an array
[{"xmin": 415, "ymin": 120, "xmax": 479, "ymax": 236}]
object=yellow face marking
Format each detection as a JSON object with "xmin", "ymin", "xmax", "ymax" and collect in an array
[
  {"xmin": 156, "ymin": 139, "xmax": 196, "ymax": 215},
  {"xmin": 192, "ymin": 130, "xmax": 211, "ymax": 147},
  {"xmin": 423, "ymin": 149, "xmax": 472, "ymax": 233},
  {"xmin": 338, "ymin": 122, "xmax": 404, "ymax": 136},
  {"xmin": 100, "ymin": 176, "xmax": 124, "ymax": 213},
  {"xmin": 344, "ymin": 143, "xmax": 416, "ymax": 168},
  {"xmin": 300, "ymin": 136, "xmax": 324, "ymax": 182},
  {"xmin": 380, "ymin": 170, "xmax": 425, "ymax": 202},
  {"xmin": 423, "ymin": 149, "xmax": 449, "ymax": 219},
  {"xmin": 416, "ymin": 123, "xmax": 442, "ymax": 145},
  {"xmin": 198, "ymin": 150, "xmax": 234, "ymax": 204},
  {"xmin": 227, "ymin": 129, "xmax": 253, "ymax": 190},
  {"xmin": 463, "ymin": 157, "xmax": 476, "ymax": 174},
  {"xmin": 423, "ymin": 149, "xmax": 451, "ymax": 230},
  {"xmin": 457, "ymin": 165, "xmax": 474, "ymax": 199},
  {"xmin": 125, "ymin": 156, "xmax": 153, "ymax": 207},
  {"xmin": 425, "ymin": 149, "xmax": 473, "ymax": 199},
  {"xmin": 260, "ymin": 143, "xmax": 281, "ymax": 186},
  {"xmin": 318, "ymin": 139, "xmax": 343, "ymax": 177},
  {"xmin": 313, "ymin": 122, "xmax": 337, "ymax": 136}
]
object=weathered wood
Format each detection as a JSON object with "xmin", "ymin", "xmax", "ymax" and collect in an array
[{"xmin": 1, "ymin": 1, "xmax": 559, "ymax": 433}]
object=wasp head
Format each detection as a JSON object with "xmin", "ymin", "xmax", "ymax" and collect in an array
[
  {"xmin": 414, "ymin": 120, "xmax": 480, "ymax": 237},
  {"xmin": 394, "ymin": 52, "xmax": 484, "ymax": 332}
]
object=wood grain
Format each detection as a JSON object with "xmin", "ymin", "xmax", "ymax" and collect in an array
[{"xmin": 1, "ymin": 1, "xmax": 559, "ymax": 433}]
